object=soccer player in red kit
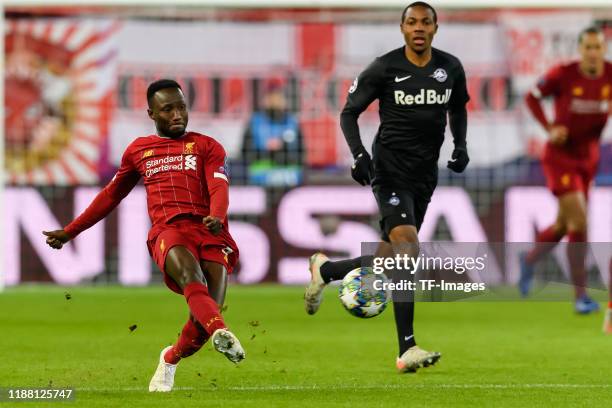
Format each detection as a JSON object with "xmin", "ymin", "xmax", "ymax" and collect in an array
[
  {"xmin": 521, "ymin": 27, "xmax": 611, "ymax": 315},
  {"xmin": 42, "ymin": 79, "xmax": 245, "ymax": 391}
]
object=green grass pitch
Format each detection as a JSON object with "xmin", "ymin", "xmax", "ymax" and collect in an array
[{"xmin": 0, "ymin": 285, "xmax": 610, "ymax": 407}]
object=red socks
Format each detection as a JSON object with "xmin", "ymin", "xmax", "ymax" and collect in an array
[
  {"xmin": 567, "ymin": 231, "xmax": 586, "ymax": 242},
  {"xmin": 183, "ymin": 282, "xmax": 227, "ymax": 336},
  {"xmin": 164, "ymin": 319, "xmax": 209, "ymax": 365},
  {"xmin": 161, "ymin": 282, "xmax": 226, "ymax": 365},
  {"xmin": 567, "ymin": 231, "xmax": 587, "ymax": 299},
  {"xmin": 525, "ymin": 226, "xmax": 564, "ymax": 265}
]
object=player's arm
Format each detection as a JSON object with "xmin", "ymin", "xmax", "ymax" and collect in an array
[
  {"xmin": 203, "ymin": 141, "xmax": 230, "ymax": 235},
  {"xmin": 43, "ymin": 148, "xmax": 141, "ymax": 249},
  {"xmin": 340, "ymin": 58, "xmax": 385, "ymax": 185},
  {"xmin": 447, "ymin": 63, "xmax": 471, "ymax": 173},
  {"xmin": 525, "ymin": 66, "xmax": 568, "ymax": 146}
]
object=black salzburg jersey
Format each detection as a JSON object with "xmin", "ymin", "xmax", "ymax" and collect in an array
[{"xmin": 341, "ymin": 46, "xmax": 469, "ymax": 190}]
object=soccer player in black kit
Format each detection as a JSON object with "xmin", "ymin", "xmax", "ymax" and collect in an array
[{"xmin": 304, "ymin": 2, "xmax": 470, "ymax": 373}]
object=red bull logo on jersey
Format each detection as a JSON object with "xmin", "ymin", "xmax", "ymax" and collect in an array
[{"xmin": 394, "ymin": 89, "xmax": 452, "ymax": 106}]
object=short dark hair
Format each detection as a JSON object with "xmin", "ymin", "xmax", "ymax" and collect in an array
[
  {"xmin": 578, "ymin": 25, "xmax": 603, "ymax": 43},
  {"xmin": 401, "ymin": 2, "xmax": 437, "ymax": 24},
  {"xmin": 146, "ymin": 79, "xmax": 182, "ymax": 107}
]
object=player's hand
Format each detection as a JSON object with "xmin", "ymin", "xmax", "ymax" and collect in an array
[
  {"xmin": 42, "ymin": 229, "xmax": 71, "ymax": 249},
  {"xmin": 351, "ymin": 152, "xmax": 373, "ymax": 186},
  {"xmin": 203, "ymin": 216, "xmax": 223, "ymax": 235},
  {"xmin": 548, "ymin": 125, "xmax": 568, "ymax": 146},
  {"xmin": 447, "ymin": 147, "xmax": 469, "ymax": 173}
]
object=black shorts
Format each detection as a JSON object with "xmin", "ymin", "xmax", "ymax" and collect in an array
[{"xmin": 373, "ymin": 186, "xmax": 431, "ymax": 242}]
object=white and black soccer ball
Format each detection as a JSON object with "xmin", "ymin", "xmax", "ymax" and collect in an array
[{"xmin": 338, "ymin": 267, "xmax": 390, "ymax": 318}]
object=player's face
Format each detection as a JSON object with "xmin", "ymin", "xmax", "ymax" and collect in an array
[
  {"xmin": 400, "ymin": 6, "xmax": 437, "ymax": 55},
  {"xmin": 148, "ymin": 88, "xmax": 189, "ymax": 139},
  {"xmin": 579, "ymin": 32, "xmax": 606, "ymax": 71}
]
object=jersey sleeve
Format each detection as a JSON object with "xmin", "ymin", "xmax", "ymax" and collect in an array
[
  {"xmin": 340, "ymin": 57, "xmax": 386, "ymax": 157},
  {"xmin": 524, "ymin": 66, "xmax": 563, "ymax": 130},
  {"xmin": 64, "ymin": 145, "xmax": 141, "ymax": 238},
  {"xmin": 204, "ymin": 140, "xmax": 230, "ymax": 221},
  {"xmin": 449, "ymin": 62, "xmax": 470, "ymax": 110},
  {"xmin": 531, "ymin": 65, "xmax": 563, "ymax": 99}
]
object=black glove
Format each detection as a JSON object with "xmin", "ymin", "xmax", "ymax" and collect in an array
[
  {"xmin": 351, "ymin": 152, "xmax": 373, "ymax": 186},
  {"xmin": 447, "ymin": 147, "xmax": 469, "ymax": 173}
]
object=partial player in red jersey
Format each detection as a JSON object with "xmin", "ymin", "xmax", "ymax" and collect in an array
[
  {"xmin": 42, "ymin": 79, "xmax": 245, "ymax": 392},
  {"xmin": 522, "ymin": 27, "xmax": 611, "ymax": 315}
]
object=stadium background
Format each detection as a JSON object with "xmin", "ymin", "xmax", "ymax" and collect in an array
[{"xmin": 4, "ymin": 3, "xmax": 612, "ymax": 289}]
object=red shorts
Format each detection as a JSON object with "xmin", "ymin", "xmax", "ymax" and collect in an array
[
  {"xmin": 147, "ymin": 217, "xmax": 239, "ymax": 295},
  {"xmin": 541, "ymin": 146, "xmax": 598, "ymax": 198}
]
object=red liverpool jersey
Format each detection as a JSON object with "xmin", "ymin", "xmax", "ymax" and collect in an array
[
  {"xmin": 65, "ymin": 131, "xmax": 233, "ymax": 242},
  {"xmin": 533, "ymin": 61, "xmax": 612, "ymax": 160}
]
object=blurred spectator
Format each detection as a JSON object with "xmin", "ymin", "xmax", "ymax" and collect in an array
[{"xmin": 241, "ymin": 79, "xmax": 304, "ymax": 186}]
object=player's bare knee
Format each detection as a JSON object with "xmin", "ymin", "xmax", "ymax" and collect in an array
[
  {"xmin": 389, "ymin": 226, "xmax": 418, "ymax": 243},
  {"xmin": 388, "ymin": 226, "xmax": 419, "ymax": 255},
  {"xmin": 179, "ymin": 267, "xmax": 205, "ymax": 287},
  {"xmin": 171, "ymin": 260, "xmax": 205, "ymax": 287},
  {"xmin": 566, "ymin": 208, "xmax": 587, "ymax": 233},
  {"xmin": 567, "ymin": 216, "xmax": 587, "ymax": 235}
]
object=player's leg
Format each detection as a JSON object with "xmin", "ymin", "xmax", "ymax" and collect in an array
[
  {"xmin": 520, "ymin": 161, "xmax": 569, "ymax": 296},
  {"xmin": 150, "ymin": 313, "xmax": 209, "ymax": 392},
  {"xmin": 304, "ymin": 253, "xmax": 373, "ymax": 315},
  {"xmin": 149, "ymin": 227, "xmax": 241, "ymax": 392},
  {"xmin": 163, "ymin": 245, "xmax": 231, "ymax": 334},
  {"xmin": 149, "ymin": 235, "xmax": 213, "ymax": 392},
  {"xmin": 524, "ymin": 212, "xmax": 566, "ymax": 266},
  {"xmin": 164, "ymin": 316, "xmax": 209, "ymax": 365},
  {"xmin": 200, "ymin": 260, "xmax": 228, "ymax": 305},
  {"xmin": 200, "ymin": 260, "xmax": 245, "ymax": 362},
  {"xmin": 387, "ymin": 223, "xmax": 440, "ymax": 373},
  {"xmin": 560, "ymin": 190, "xmax": 597, "ymax": 313},
  {"xmin": 164, "ymin": 245, "xmax": 245, "ymax": 362},
  {"xmin": 519, "ymin": 206, "xmax": 566, "ymax": 296},
  {"xmin": 377, "ymin": 188, "xmax": 440, "ymax": 373},
  {"xmin": 161, "ymin": 261, "xmax": 228, "ymax": 367}
]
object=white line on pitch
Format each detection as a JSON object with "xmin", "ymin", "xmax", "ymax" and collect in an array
[{"xmin": 77, "ymin": 384, "xmax": 612, "ymax": 392}]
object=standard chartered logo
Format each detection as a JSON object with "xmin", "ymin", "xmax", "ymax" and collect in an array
[
  {"xmin": 144, "ymin": 154, "xmax": 197, "ymax": 177},
  {"xmin": 394, "ymin": 89, "xmax": 452, "ymax": 106},
  {"xmin": 185, "ymin": 155, "xmax": 197, "ymax": 170}
]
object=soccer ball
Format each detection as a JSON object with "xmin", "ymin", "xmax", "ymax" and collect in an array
[{"xmin": 338, "ymin": 267, "xmax": 390, "ymax": 318}]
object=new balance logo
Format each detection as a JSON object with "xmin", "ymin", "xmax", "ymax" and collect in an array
[
  {"xmin": 394, "ymin": 89, "xmax": 452, "ymax": 105},
  {"xmin": 185, "ymin": 155, "xmax": 197, "ymax": 170},
  {"xmin": 394, "ymin": 75, "xmax": 412, "ymax": 82}
]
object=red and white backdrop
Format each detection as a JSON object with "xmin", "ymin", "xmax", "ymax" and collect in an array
[
  {"xmin": 5, "ymin": 18, "xmax": 119, "ymax": 185},
  {"xmin": 5, "ymin": 10, "xmax": 612, "ymax": 285}
]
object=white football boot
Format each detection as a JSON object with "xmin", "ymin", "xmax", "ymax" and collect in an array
[
  {"xmin": 396, "ymin": 345, "xmax": 441, "ymax": 373},
  {"xmin": 211, "ymin": 329, "xmax": 245, "ymax": 363},
  {"xmin": 304, "ymin": 252, "xmax": 329, "ymax": 315},
  {"xmin": 149, "ymin": 346, "xmax": 177, "ymax": 392}
]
